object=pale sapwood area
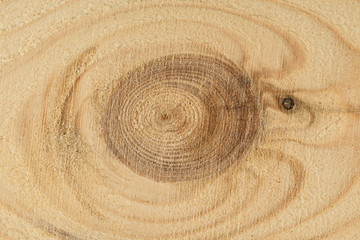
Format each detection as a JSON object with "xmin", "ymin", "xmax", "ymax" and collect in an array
[{"xmin": 0, "ymin": 0, "xmax": 360, "ymax": 239}]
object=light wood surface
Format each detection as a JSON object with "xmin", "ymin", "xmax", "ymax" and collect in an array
[{"xmin": 1, "ymin": 0, "xmax": 360, "ymax": 239}]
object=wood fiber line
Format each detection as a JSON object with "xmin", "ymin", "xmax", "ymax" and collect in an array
[
  {"xmin": 0, "ymin": 0, "xmax": 359, "ymax": 239},
  {"xmin": 0, "ymin": 0, "xmax": 73, "ymax": 36},
  {"xmin": 1, "ymin": 2, "xmax": 307, "ymax": 77}
]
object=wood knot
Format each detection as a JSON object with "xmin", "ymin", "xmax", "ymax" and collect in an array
[
  {"xmin": 103, "ymin": 54, "xmax": 260, "ymax": 182},
  {"xmin": 282, "ymin": 97, "xmax": 295, "ymax": 110}
]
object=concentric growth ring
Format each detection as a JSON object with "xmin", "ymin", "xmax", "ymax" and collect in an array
[{"xmin": 104, "ymin": 54, "xmax": 259, "ymax": 182}]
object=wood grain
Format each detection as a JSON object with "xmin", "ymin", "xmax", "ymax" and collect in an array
[{"xmin": 0, "ymin": 0, "xmax": 359, "ymax": 239}]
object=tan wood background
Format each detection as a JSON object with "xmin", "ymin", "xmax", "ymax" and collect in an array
[{"xmin": 0, "ymin": 0, "xmax": 360, "ymax": 239}]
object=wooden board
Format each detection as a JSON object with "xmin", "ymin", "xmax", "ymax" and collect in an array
[{"xmin": 0, "ymin": 0, "xmax": 360, "ymax": 239}]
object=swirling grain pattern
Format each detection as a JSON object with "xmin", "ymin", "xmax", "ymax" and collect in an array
[{"xmin": 0, "ymin": 0, "xmax": 359, "ymax": 239}]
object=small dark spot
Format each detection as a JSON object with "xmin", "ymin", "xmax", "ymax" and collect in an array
[
  {"xmin": 161, "ymin": 113, "xmax": 169, "ymax": 121},
  {"xmin": 282, "ymin": 97, "xmax": 295, "ymax": 110}
]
